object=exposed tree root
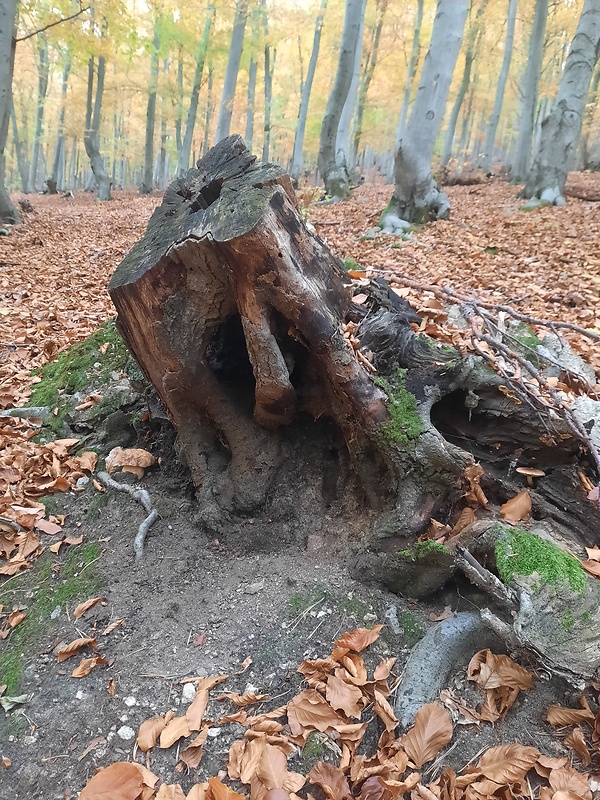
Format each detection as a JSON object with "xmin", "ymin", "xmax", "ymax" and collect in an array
[{"xmin": 97, "ymin": 471, "xmax": 159, "ymax": 561}]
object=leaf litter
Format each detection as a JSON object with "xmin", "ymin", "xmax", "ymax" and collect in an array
[{"xmin": 77, "ymin": 625, "xmax": 597, "ymax": 800}]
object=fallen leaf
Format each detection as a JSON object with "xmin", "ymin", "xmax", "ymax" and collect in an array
[
  {"xmin": 160, "ymin": 715, "xmax": 192, "ymax": 749},
  {"xmin": 34, "ymin": 518, "xmax": 62, "ymax": 535},
  {"xmin": 207, "ymin": 777, "xmax": 246, "ymax": 800},
  {"xmin": 564, "ymin": 727, "xmax": 591, "ymax": 766},
  {"xmin": 56, "ymin": 636, "xmax": 97, "ymax": 662},
  {"xmin": 428, "ymin": 606, "xmax": 455, "ymax": 622},
  {"xmin": 2, "ymin": 756, "xmax": 11, "ymax": 768},
  {"xmin": 325, "ymin": 673, "xmax": 364, "ymax": 719},
  {"xmin": 547, "ymin": 704, "xmax": 595, "ymax": 725},
  {"xmin": 499, "ymin": 491, "xmax": 531, "ymax": 522},
  {"xmin": 107, "ymin": 677, "xmax": 116, "ymax": 696},
  {"xmin": 72, "ymin": 655, "xmax": 107, "ymax": 678},
  {"xmin": 217, "ymin": 691, "xmax": 269, "ymax": 707},
  {"xmin": 78, "ymin": 762, "xmax": 145, "ymax": 800},
  {"xmin": 286, "ymin": 689, "xmax": 343, "ymax": 738},
  {"xmin": 156, "ymin": 785, "xmax": 186, "ymax": 800},
  {"xmin": 477, "ymin": 744, "xmax": 541, "ymax": 783},
  {"xmin": 179, "ymin": 727, "xmax": 210, "ymax": 769},
  {"xmin": 7, "ymin": 609, "xmax": 26, "ymax": 628},
  {"xmin": 138, "ymin": 713, "xmax": 172, "ymax": 752},
  {"xmin": 74, "ymin": 597, "xmax": 106, "ymax": 619},
  {"xmin": 308, "ymin": 761, "xmax": 352, "ymax": 799},
  {"xmin": 102, "ymin": 618, "xmax": 125, "ymax": 636},
  {"xmin": 333, "ymin": 624, "xmax": 384, "ymax": 652},
  {"xmin": 401, "ymin": 703, "xmax": 453, "ymax": 768}
]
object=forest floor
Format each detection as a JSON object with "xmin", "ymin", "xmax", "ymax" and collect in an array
[{"xmin": 0, "ymin": 176, "xmax": 599, "ymax": 799}]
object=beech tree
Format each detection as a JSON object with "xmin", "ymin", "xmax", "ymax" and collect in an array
[
  {"xmin": 214, "ymin": 1, "xmax": 248, "ymax": 144},
  {"xmin": 317, "ymin": 0, "xmax": 364, "ymax": 200},
  {"xmin": 522, "ymin": 0, "xmax": 600, "ymax": 205},
  {"xmin": 395, "ymin": 0, "xmax": 423, "ymax": 146},
  {"xmin": 140, "ymin": 18, "xmax": 161, "ymax": 195},
  {"xmin": 334, "ymin": 0, "xmax": 366, "ymax": 178},
  {"xmin": 382, "ymin": 0, "xmax": 469, "ymax": 227},
  {"xmin": 0, "ymin": 0, "xmax": 19, "ymax": 224},
  {"xmin": 84, "ymin": 51, "xmax": 112, "ymax": 201},
  {"xmin": 353, "ymin": 0, "xmax": 388, "ymax": 160}
]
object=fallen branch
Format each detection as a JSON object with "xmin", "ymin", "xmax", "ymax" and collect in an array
[
  {"xmin": 0, "ymin": 516, "xmax": 25, "ymax": 533},
  {"xmin": 97, "ymin": 472, "xmax": 159, "ymax": 560}
]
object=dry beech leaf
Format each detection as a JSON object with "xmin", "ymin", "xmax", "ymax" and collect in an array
[
  {"xmin": 34, "ymin": 518, "xmax": 62, "ymax": 535},
  {"xmin": 107, "ymin": 677, "xmax": 116, "ymax": 696},
  {"xmin": 2, "ymin": 756, "xmax": 11, "ymax": 768},
  {"xmin": 102, "ymin": 618, "xmax": 125, "ymax": 636},
  {"xmin": 584, "ymin": 546, "xmax": 600, "ymax": 561},
  {"xmin": 428, "ymin": 606, "xmax": 455, "ymax": 622},
  {"xmin": 156, "ymin": 785, "xmax": 186, "ymax": 800},
  {"xmin": 179, "ymin": 727, "xmax": 209, "ymax": 770},
  {"xmin": 307, "ymin": 761, "xmax": 352, "ymax": 800},
  {"xmin": 286, "ymin": 689, "xmax": 343, "ymax": 737},
  {"xmin": 138, "ymin": 714, "xmax": 171, "ymax": 752},
  {"xmin": 499, "ymin": 491, "xmax": 531, "ymax": 522},
  {"xmin": 373, "ymin": 689, "xmax": 398, "ymax": 732},
  {"xmin": 468, "ymin": 650, "xmax": 533, "ymax": 690},
  {"xmin": 160, "ymin": 715, "xmax": 192, "ymax": 749},
  {"xmin": 7, "ymin": 609, "xmax": 26, "ymax": 628},
  {"xmin": 78, "ymin": 762, "xmax": 146, "ymax": 800},
  {"xmin": 207, "ymin": 776, "xmax": 246, "ymax": 800},
  {"xmin": 72, "ymin": 655, "xmax": 106, "ymax": 678},
  {"xmin": 186, "ymin": 785, "xmax": 209, "ymax": 800},
  {"xmin": 217, "ymin": 691, "xmax": 269, "ymax": 707},
  {"xmin": 56, "ymin": 636, "xmax": 97, "ymax": 662},
  {"xmin": 334, "ymin": 624, "xmax": 384, "ymax": 652},
  {"xmin": 548, "ymin": 764, "xmax": 592, "ymax": 800},
  {"xmin": 477, "ymin": 744, "xmax": 541, "ymax": 783},
  {"xmin": 325, "ymin": 673, "xmax": 364, "ymax": 719},
  {"xmin": 373, "ymin": 657, "xmax": 396, "ymax": 682},
  {"xmin": 546, "ymin": 704, "xmax": 595, "ymax": 726},
  {"xmin": 401, "ymin": 702, "xmax": 453, "ymax": 768},
  {"xmin": 256, "ymin": 742, "xmax": 290, "ymax": 789},
  {"xmin": 564, "ymin": 727, "xmax": 591, "ymax": 766},
  {"xmin": 73, "ymin": 597, "xmax": 106, "ymax": 619},
  {"xmin": 580, "ymin": 559, "xmax": 600, "ymax": 578}
]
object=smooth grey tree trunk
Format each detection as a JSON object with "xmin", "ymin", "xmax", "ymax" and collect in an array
[
  {"xmin": 317, "ymin": 0, "xmax": 364, "ymax": 200},
  {"xmin": 28, "ymin": 33, "xmax": 49, "ymax": 193},
  {"xmin": 156, "ymin": 58, "xmax": 168, "ymax": 187},
  {"xmin": 522, "ymin": 0, "xmax": 600, "ymax": 203},
  {"xmin": 50, "ymin": 52, "xmax": 71, "ymax": 192},
  {"xmin": 581, "ymin": 60, "xmax": 600, "ymax": 166},
  {"xmin": 215, "ymin": 1, "xmax": 248, "ymax": 143},
  {"xmin": 202, "ymin": 67, "xmax": 214, "ymax": 156},
  {"xmin": 513, "ymin": 0, "xmax": 548, "ymax": 179},
  {"xmin": 335, "ymin": 0, "xmax": 366, "ymax": 175},
  {"xmin": 395, "ymin": 0, "xmax": 424, "ymax": 147},
  {"xmin": 179, "ymin": 5, "xmax": 214, "ymax": 173},
  {"xmin": 83, "ymin": 55, "xmax": 112, "ymax": 201},
  {"xmin": 140, "ymin": 23, "xmax": 161, "ymax": 194},
  {"xmin": 10, "ymin": 100, "xmax": 29, "ymax": 193},
  {"xmin": 0, "ymin": 0, "xmax": 19, "ymax": 223},
  {"xmin": 353, "ymin": 0, "xmax": 387, "ymax": 161},
  {"xmin": 480, "ymin": 0, "xmax": 518, "ymax": 173},
  {"xmin": 441, "ymin": 0, "xmax": 489, "ymax": 167},
  {"xmin": 175, "ymin": 49, "xmax": 183, "ymax": 159},
  {"xmin": 245, "ymin": 56, "xmax": 257, "ymax": 150},
  {"xmin": 262, "ymin": 44, "xmax": 275, "ymax": 161},
  {"xmin": 383, "ymin": 0, "xmax": 469, "ymax": 225},
  {"xmin": 290, "ymin": 0, "xmax": 327, "ymax": 181}
]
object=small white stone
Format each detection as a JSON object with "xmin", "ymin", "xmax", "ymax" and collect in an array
[
  {"xmin": 124, "ymin": 696, "xmax": 137, "ymax": 707},
  {"xmin": 75, "ymin": 690, "xmax": 85, "ymax": 700},
  {"xmin": 50, "ymin": 606, "xmax": 61, "ymax": 620},
  {"xmin": 120, "ymin": 714, "xmax": 128, "ymax": 722},
  {"xmin": 207, "ymin": 728, "xmax": 221, "ymax": 738},
  {"xmin": 117, "ymin": 725, "xmax": 135, "ymax": 741},
  {"xmin": 182, "ymin": 683, "xmax": 196, "ymax": 703}
]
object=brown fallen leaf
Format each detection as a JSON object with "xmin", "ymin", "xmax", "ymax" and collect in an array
[
  {"xmin": 499, "ymin": 491, "xmax": 532, "ymax": 522},
  {"xmin": 186, "ymin": 785, "xmax": 210, "ymax": 800},
  {"xmin": 325, "ymin": 673, "xmax": 364, "ymax": 719},
  {"xmin": 138, "ymin": 712, "xmax": 173, "ymax": 752},
  {"xmin": 428, "ymin": 606, "xmax": 455, "ymax": 622},
  {"xmin": 34, "ymin": 518, "xmax": 62, "ymax": 535},
  {"xmin": 78, "ymin": 761, "xmax": 146, "ymax": 800},
  {"xmin": 1, "ymin": 756, "xmax": 11, "ymax": 768},
  {"xmin": 468, "ymin": 650, "xmax": 533, "ymax": 691},
  {"xmin": 74, "ymin": 597, "xmax": 106, "ymax": 619},
  {"xmin": 160, "ymin": 715, "xmax": 192, "ymax": 749},
  {"xmin": 548, "ymin": 764, "xmax": 592, "ymax": 800},
  {"xmin": 217, "ymin": 691, "xmax": 269, "ymax": 707},
  {"xmin": 56, "ymin": 636, "xmax": 97, "ymax": 662},
  {"xmin": 107, "ymin": 677, "xmax": 116, "ymax": 696},
  {"xmin": 102, "ymin": 618, "xmax": 125, "ymax": 636},
  {"xmin": 286, "ymin": 689, "xmax": 344, "ymax": 738},
  {"xmin": 477, "ymin": 744, "xmax": 541, "ymax": 783},
  {"xmin": 333, "ymin": 624, "xmax": 384, "ymax": 652},
  {"xmin": 72, "ymin": 655, "xmax": 107, "ymax": 678},
  {"xmin": 580, "ymin": 559, "xmax": 600, "ymax": 578},
  {"xmin": 236, "ymin": 656, "xmax": 253, "ymax": 674},
  {"xmin": 401, "ymin": 702, "xmax": 453, "ymax": 768},
  {"xmin": 179, "ymin": 727, "xmax": 210, "ymax": 770},
  {"xmin": 207, "ymin": 777, "xmax": 246, "ymax": 800},
  {"xmin": 156, "ymin": 785, "xmax": 186, "ymax": 800},
  {"xmin": 308, "ymin": 761, "xmax": 352, "ymax": 799},
  {"xmin": 564, "ymin": 727, "xmax": 591, "ymax": 766},
  {"xmin": 7, "ymin": 609, "xmax": 26, "ymax": 628},
  {"xmin": 547, "ymin": 704, "xmax": 595, "ymax": 725}
]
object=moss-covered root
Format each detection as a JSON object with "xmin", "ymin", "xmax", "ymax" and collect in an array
[{"xmin": 374, "ymin": 369, "xmax": 423, "ymax": 448}]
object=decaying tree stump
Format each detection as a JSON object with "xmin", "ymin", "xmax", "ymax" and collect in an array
[{"xmin": 110, "ymin": 136, "xmax": 600, "ymax": 685}]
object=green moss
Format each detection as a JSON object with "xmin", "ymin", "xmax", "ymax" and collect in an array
[
  {"xmin": 495, "ymin": 528, "xmax": 586, "ymax": 593},
  {"xmin": 561, "ymin": 613, "xmax": 575, "ymax": 630},
  {"xmin": 509, "ymin": 323, "xmax": 542, "ymax": 363},
  {"xmin": 0, "ymin": 543, "xmax": 102, "ymax": 693},
  {"xmin": 342, "ymin": 257, "xmax": 361, "ymax": 272},
  {"xmin": 302, "ymin": 732, "xmax": 326, "ymax": 770},
  {"xmin": 397, "ymin": 539, "xmax": 449, "ymax": 560},
  {"xmin": 374, "ymin": 369, "xmax": 423, "ymax": 447},
  {"xmin": 399, "ymin": 611, "xmax": 424, "ymax": 646},
  {"xmin": 29, "ymin": 319, "xmax": 140, "ymax": 410},
  {"xmin": 86, "ymin": 492, "xmax": 108, "ymax": 519}
]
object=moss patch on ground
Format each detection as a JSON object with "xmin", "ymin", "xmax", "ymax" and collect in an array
[
  {"xmin": 397, "ymin": 539, "xmax": 449, "ymax": 560},
  {"xmin": 495, "ymin": 527, "xmax": 586, "ymax": 593},
  {"xmin": 0, "ymin": 542, "xmax": 102, "ymax": 693},
  {"xmin": 374, "ymin": 369, "xmax": 423, "ymax": 447}
]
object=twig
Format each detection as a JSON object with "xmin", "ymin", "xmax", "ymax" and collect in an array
[
  {"xmin": 454, "ymin": 546, "xmax": 519, "ymax": 611},
  {"xmin": 16, "ymin": 5, "xmax": 90, "ymax": 41},
  {"xmin": 97, "ymin": 472, "xmax": 159, "ymax": 560},
  {"xmin": 0, "ymin": 516, "xmax": 24, "ymax": 533}
]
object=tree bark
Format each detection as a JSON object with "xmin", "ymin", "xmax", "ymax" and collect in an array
[
  {"xmin": 395, "ymin": 0, "xmax": 423, "ymax": 148},
  {"xmin": 383, "ymin": 0, "xmax": 469, "ymax": 225},
  {"xmin": 352, "ymin": 0, "xmax": 387, "ymax": 162},
  {"xmin": 214, "ymin": 1, "xmax": 248, "ymax": 144},
  {"xmin": 245, "ymin": 56, "xmax": 257, "ymax": 151},
  {"xmin": 334, "ymin": 0, "xmax": 366, "ymax": 177},
  {"xmin": 522, "ymin": 0, "xmax": 600, "ymax": 203},
  {"xmin": 580, "ymin": 60, "xmax": 600, "ymax": 167},
  {"xmin": 83, "ymin": 55, "xmax": 112, "ymax": 201},
  {"xmin": 0, "ymin": 0, "xmax": 19, "ymax": 224},
  {"xmin": 479, "ymin": 0, "xmax": 518, "ymax": 173},
  {"xmin": 28, "ymin": 32, "xmax": 49, "ymax": 193},
  {"xmin": 262, "ymin": 35, "xmax": 275, "ymax": 162},
  {"xmin": 10, "ymin": 100, "xmax": 29, "ymax": 194},
  {"xmin": 317, "ymin": 0, "xmax": 364, "ymax": 200},
  {"xmin": 178, "ymin": 4, "xmax": 215, "ymax": 175},
  {"xmin": 290, "ymin": 0, "xmax": 327, "ymax": 182},
  {"xmin": 512, "ymin": 0, "xmax": 548, "ymax": 180},
  {"xmin": 50, "ymin": 51, "xmax": 71, "ymax": 192},
  {"xmin": 140, "ymin": 21, "xmax": 161, "ymax": 195},
  {"xmin": 202, "ymin": 67, "xmax": 214, "ymax": 157},
  {"xmin": 441, "ymin": 0, "xmax": 489, "ymax": 168}
]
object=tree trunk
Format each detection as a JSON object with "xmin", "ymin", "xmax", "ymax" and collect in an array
[
  {"xmin": 441, "ymin": 0, "xmax": 489, "ymax": 168},
  {"xmin": 512, "ymin": 0, "xmax": 548, "ymax": 180},
  {"xmin": 383, "ymin": 0, "xmax": 469, "ymax": 226},
  {"xmin": 522, "ymin": 0, "xmax": 600, "ymax": 203},
  {"xmin": 352, "ymin": 0, "xmax": 387, "ymax": 162},
  {"xmin": 262, "ymin": 44, "xmax": 275, "ymax": 162},
  {"xmin": 10, "ymin": 100, "xmax": 29, "ymax": 194},
  {"xmin": 156, "ymin": 59, "xmax": 169, "ymax": 188},
  {"xmin": 317, "ymin": 0, "xmax": 364, "ymax": 200},
  {"xmin": 0, "ymin": 0, "xmax": 19, "ymax": 224},
  {"xmin": 245, "ymin": 57, "xmax": 257, "ymax": 150},
  {"xmin": 175, "ymin": 48, "xmax": 184, "ymax": 162},
  {"xmin": 290, "ymin": 0, "xmax": 328, "ymax": 182},
  {"xmin": 27, "ymin": 33, "xmax": 49, "ymax": 193},
  {"xmin": 140, "ymin": 22, "xmax": 161, "ymax": 195},
  {"xmin": 581, "ymin": 60, "xmax": 600, "ymax": 167},
  {"xmin": 202, "ymin": 67, "xmax": 214, "ymax": 157},
  {"xmin": 179, "ymin": 4, "xmax": 215, "ymax": 174},
  {"xmin": 83, "ymin": 55, "xmax": 112, "ymax": 201},
  {"xmin": 50, "ymin": 52, "xmax": 71, "ymax": 193},
  {"xmin": 480, "ymin": 0, "xmax": 518, "ymax": 173},
  {"xmin": 334, "ymin": 0, "xmax": 366, "ymax": 177},
  {"xmin": 395, "ymin": 0, "xmax": 423, "ymax": 147},
  {"xmin": 109, "ymin": 135, "xmax": 600, "ymax": 685},
  {"xmin": 214, "ymin": 1, "xmax": 248, "ymax": 144}
]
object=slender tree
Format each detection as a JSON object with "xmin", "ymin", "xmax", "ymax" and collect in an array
[
  {"xmin": 262, "ymin": 5, "xmax": 275, "ymax": 162},
  {"xmin": 395, "ymin": 0, "xmax": 423, "ymax": 146},
  {"xmin": 245, "ymin": 52, "xmax": 257, "ymax": 150},
  {"xmin": 382, "ymin": 0, "xmax": 469, "ymax": 225},
  {"xmin": 441, "ymin": 0, "xmax": 489, "ymax": 167},
  {"xmin": 353, "ymin": 0, "xmax": 388, "ymax": 161},
  {"xmin": 202, "ymin": 66, "xmax": 214, "ymax": 156},
  {"xmin": 290, "ymin": 0, "xmax": 327, "ymax": 181},
  {"xmin": 334, "ymin": 0, "xmax": 366, "ymax": 176},
  {"xmin": 479, "ymin": 0, "xmax": 518, "ymax": 173},
  {"xmin": 84, "ymin": 53, "xmax": 112, "ymax": 200},
  {"xmin": 0, "ymin": 0, "xmax": 19, "ymax": 223},
  {"xmin": 214, "ymin": 1, "xmax": 248, "ymax": 143},
  {"xmin": 28, "ymin": 32, "xmax": 49, "ymax": 192},
  {"xmin": 178, "ymin": 4, "xmax": 215, "ymax": 174},
  {"xmin": 49, "ymin": 50, "xmax": 71, "ymax": 192},
  {"xmin": 140, "ymin": 17, "xmax": 161, "ymax": 194},
  {"xmin": 581, "ymin": 60, "xmax": 600, "ymax": 167},
  {"xmin": 513, "ymin": 0, "xmax": 548, "ymax": 179},
  {"xmin": 522, "ymin": 0, "xmax": 600, "ymax": 203},
  {"xmin": 317, "ymin": 0, "xmax": 364, "ymax": 200},
  {"xmin": 10, "ymin": 100, "xmax": 28, "ymax": 193}
]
